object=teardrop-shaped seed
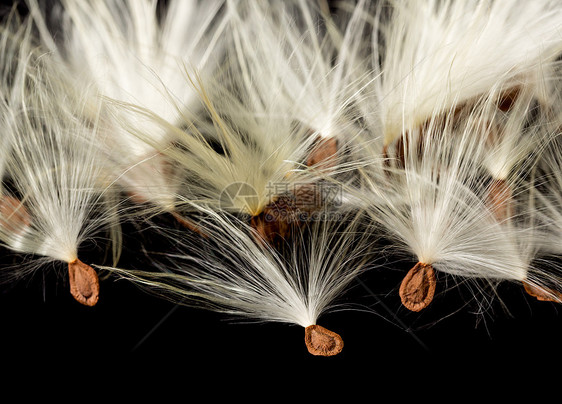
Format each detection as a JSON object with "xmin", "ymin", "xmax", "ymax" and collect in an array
[
  {"xmin": 68, "ymin": 259, "xmax": 100, "ymax": 307},
  {"xmin": 304, "ymin": 324, "xmax": 344, "ymax": 357},
  {"xmin": 0, "ymin": 196, "xmax": 31, "ymax": 234},
  {"xmin": 399, "ymin": 262, "xmax": 436, "ymax": 312},
  {"xmin": 487, "ymin": 178, "xmax": 513, "ymax": 223}
]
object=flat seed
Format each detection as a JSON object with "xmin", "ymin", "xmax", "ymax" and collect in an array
[
  {"xmin": 523, "ymin": 281, "xmax": 562, "ymax": 303},
  {"xmin": 487, "ymin": 179, "xmax": 513, "ymax": 223},
  {"xmin": 497, "ymin": 86, "xmax": 521, "ymax": 112},
  {"xmin": 304, "ymin": 324, "xmax": 344, "ymax": 356},
  {"xmin": 68, "ymin": 259, "xmax": 100, "ymax": 307},
  {"xmin": 399, "ymin": 262, "xmax": 436, "ymax": 312},
  {"xmin": 250, "ymin": 196, "xmax": 299, "ymax": 246}
]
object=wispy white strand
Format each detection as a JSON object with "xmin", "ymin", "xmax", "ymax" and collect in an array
[
  {"xmin": 121, "ymin": 72, "xmax": 322, "ymax": 218},
  {"xmin": 0, "ymin": 8, "xmax": 31, "ymax": 185},
  {"xmin": 225, "ymin": 0, "xmax": 371, "ymax": 144},
  {"xmin": 372, "ymin": 0, "xmax": 562, "ymax": 147},
  {"xmin": 478, "ymin": 66, "xmax": 562, "ymax": 182},
  {"xmin": 524, "ymin": 131, "xmax": 562, "ymax": 301},
  {"xmin": 99, "ymin": 204, "xmax": 375, "ymax": 338},
  {"xmin": 348, "ymin": 95, "xmax": 552, "ymax": 311},
  {"xmin": 121, "ymin": 0, "xmax": 374, "ymax": 222},
  {"xmin": 29, "ymin": 0, "xmax": 228, "ymax": 213},
  {"xmin": 1, "ymin": 0, "xmax": 561, "ymax": 354}
]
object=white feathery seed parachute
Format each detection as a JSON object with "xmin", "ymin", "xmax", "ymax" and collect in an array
[
  {"xmin": 116, "ymin": 0, "xmax": 373, "ymax": 245},
  {"xmin": 28, "ymin": 0, "xmax": 229, "ymax": 227},
  {"xmin": 100, "ymin": 204, "xmax": 375, "ymax": 356},
  {"xmin": 223, "ymin": 0, "xmax": 373, "ymax": 172},
  {"xmin": 525, "ymin": 100, "xmax": 562, "ymax": 302},
  {"xmin": 371, "ymin": 0, "xmax": 562, "ymax": 156},
  {"xmin": 87, "ymin": 0, "xmax": 391, "ymax": 357},
  {"xmin": 120, "ymin": 67, "xmax": 322, "ymax": 245},
  {"xmin": 0, "ymin": 7, "xmax": 28, "ymax": 189},
  {"xmin": 340, "ymin": 0, "xmax": 562, "ymax": 312},
  {"xmin": 475, "ymin": 69, "xmax": 562, "ymax": 227},
  {"xmin": 0, "ymin": 13, "xmax": 122, "ymax": 306},
  {"xmin": 351, "ymin": 97, "xmax": 553, "ymax": 312}
]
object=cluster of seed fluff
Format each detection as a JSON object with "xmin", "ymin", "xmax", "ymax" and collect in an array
[{"xmin": 1, "ymin": 0, "xmax": 562, "ymax": 357}]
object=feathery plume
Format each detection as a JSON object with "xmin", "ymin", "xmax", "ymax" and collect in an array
[
  {"xmin": 0, "ymin": 18, "xmax": 122, "ymax": 305},
  {"xmin": 100, "ymin": 203, "xmax": 374, "ymax": 356},
  {"xmin": 28, "ymin": 0, "xmax": 228, "ymax": 230},
  {"xmin": 351, "ymin": 95, "xmax": 550, "ymax": 312},
  {"xmin": 225, "ymin": 0, "xmax": 373, "ymax": 170},
  {"xmin": 118, "ymin": 0, "xmax": 375, "ymax": 244},
  {"xmin": 372, "ymin": 0, "xmax": 562, "ymax": 159}
]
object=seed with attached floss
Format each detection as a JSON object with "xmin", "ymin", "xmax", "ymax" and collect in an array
[{"xmin": 522, "ymin": 280, "xmax": 562, "ymax": 303}]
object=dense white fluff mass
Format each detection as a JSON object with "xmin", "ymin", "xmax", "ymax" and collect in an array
[
  {"xmin": 371, "ymin": 0, "xmax": 562, "ymax": 147},
  {"xmin": 101, "ymin": 205, "xmax": 373, "ymax": 329},
  {"xmin": 1, "ymin": 0, "xmax": 562, "ymax": 353},
  {"xmin": 30, "ymin": 0, "xmax": 228, "ymax": 212},
  {"xmin": 0, "ymin": 14, "xmax": 121, "ymax": 279}
]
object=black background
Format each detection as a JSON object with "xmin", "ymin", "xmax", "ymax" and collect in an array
[
  {"xmin": 1, "ymin": 0, "xmax": 560, "ymax": 386},
  {"xmin": 2, "ymin": 218, "xmax": 561, "ymax": 376}
]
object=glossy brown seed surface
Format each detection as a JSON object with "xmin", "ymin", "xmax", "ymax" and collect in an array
[
  {"xmin": 487, "ymin": 179, "xmax": 513, "ymax": 223},
  {"xmin": 306, "ymin": 136, "xmax": 338, "ymax": 169}
]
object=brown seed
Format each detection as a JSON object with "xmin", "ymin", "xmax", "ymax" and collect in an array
[
  {"xmin": 523, "ymin": 281, "xmax": 562, "ymax": 303},
  {"xmin": 250, "ymin": 208, "xmax": 292, "ymax": 246},
  {"xmin": 292, "ymin": 183, "xmax": 323, "ymax": 214},
  {"xmin": 382, "ymin": 143, "xmax": 391, "ymax": 167},
  {"xmin": 382, "ymin": 101, "xmax": 468, "ymax": 172},
  {"xmin": 487, "ymin": 178, "xmax": 513, "ymax": 223},
  {"xmin": 68, "ymin": 258, "xmax": 100, "ymax": 307},
  {"xmin": 304, "ymin": 324, "xmax": 344, "ymax": 356},
  {"xmin": 0, "ymin": 195, "xmax": 31, "ymax": 234},
  {"xmin": 399, "ymin": 262, "xmax": 436, "ymax": 312},
  {"xmin": 382, "ymin": 127, "xmax": 426, "ymax": 171},
  {"xmin": 394, "ymin": 136, "xmax": 407, "ymax": 169},
  {"xmin": 307, "ymin": 136, "xmax": 338, "ymax": 169},
  {"xmin": 382, "ymin": 136, "xmax": 407, "ymax": 170},
  {"xmin": 250, "ymin": 213, "xmax": 279, "ymax": 246},
  {"xmin": 250, "ymin": 196, "xmax": 300, "ymax": 246},
  {"xmin": 126, "ymin": 190, "xmax": 148, "ymax": 205}
]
